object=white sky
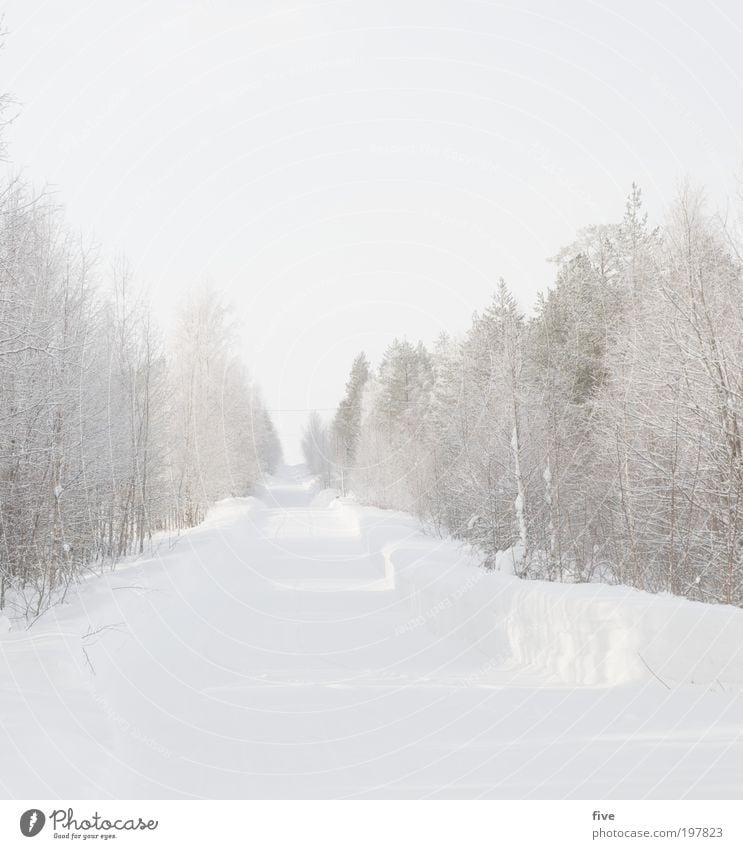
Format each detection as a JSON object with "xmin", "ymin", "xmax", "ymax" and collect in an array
[{"xmin": 2, "ymin": 0, "xmax": 742, "ymax": 461}]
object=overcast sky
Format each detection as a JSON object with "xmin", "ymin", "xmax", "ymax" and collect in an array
[{"xmin": 2, "ymin": 0, "xmax": 742, "ymax": 460}]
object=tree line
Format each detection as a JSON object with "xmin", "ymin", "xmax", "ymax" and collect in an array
[
  {"xmin": 304, "ymin": 184, "xmax": 743, "ymax": 607},
  {"xmin": 0, "ymin": 121, "xmax": 281, "ymax": 618}
]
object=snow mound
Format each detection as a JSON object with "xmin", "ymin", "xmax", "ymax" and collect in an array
[
  {"xmin": 387, "ymin": 533, "xmax": 743, "ymax": 689},
  {"xmin": 491, "ymin": 544, "xmax": 522, "ymax": 575},
  {"xmin": 249, "ymin": 482, "xmax": 272, "ymax": 502},
  {"xmin": 310, "ymin": 488, "xmax": 341, "ymax": 509},
  {"xmin": 198, "ymin": 495, "xmax": 266, "ymax": 529}
]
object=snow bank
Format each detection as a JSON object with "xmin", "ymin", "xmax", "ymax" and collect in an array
[
  {"xmin": 383, "ymin": 530, "xmax": 743, "ymax": 689},
  {"xmin": 309, "ymin": 488, "xmax": 341, "ymax": 509},
  {"xmin": 197, "ymin": 496, "xmax": 266, "ymax": 529}
]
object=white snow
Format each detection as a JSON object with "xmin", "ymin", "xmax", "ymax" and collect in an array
[
  {"xmin": 309, "ymin": 488, "xmax": 342, "ymax": 509},
  {"xmin": 1, "ymin": 467, "xmax": 742, "ymax": 799},
  {"xmin": 394, "ymin": 540, "xmax": 743, "ymax": 689}
]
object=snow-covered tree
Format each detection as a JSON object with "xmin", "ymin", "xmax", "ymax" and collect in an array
[
  {"xmin": 0, "ymin": 183, "xmax": 279, "ymax": 616},
  {"xmin": 301, "ymin": 410, "xmax": 333, "ymax": 486}
]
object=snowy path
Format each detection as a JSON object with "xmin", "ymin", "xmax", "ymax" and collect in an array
[{"xmin": 1, "ymin": 468, "xmax": 742, "ymax": 799}]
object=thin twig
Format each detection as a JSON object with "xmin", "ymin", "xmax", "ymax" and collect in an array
[
  {"xmin": 82, "ymin": 646, "xmax": 96, "ymax": 676},
  {"xmin": 638, "ymin": 651, "xmax": 671, "ymax": 690},
  {"xmin": 82, "ymin": 622, "xmax": 126, "ymax": 640}
]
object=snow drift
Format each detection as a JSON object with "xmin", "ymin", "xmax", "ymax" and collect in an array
[
  {"xmin": 356, "ymin": 507, "xmax": 743, "ymax": 689},
  {"xmin": 2, "ymin": 473, "xmax": 742, "ymax": 799},
  {"xmin": 309, "ymin": 488, "xmax": 341, "ymax": 509}
]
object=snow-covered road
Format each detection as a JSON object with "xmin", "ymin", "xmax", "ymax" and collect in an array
[{"xmin": 2, "ymin": 468, "xmax": 742, "ymax": 799}]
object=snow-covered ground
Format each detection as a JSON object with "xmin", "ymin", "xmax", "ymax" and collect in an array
[{"xmin": 1, "ymin": 467, "xmax": 742, "ymax": 799}]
